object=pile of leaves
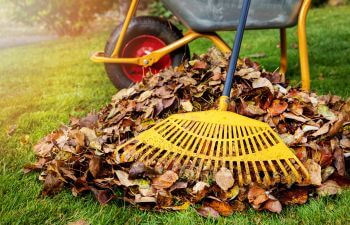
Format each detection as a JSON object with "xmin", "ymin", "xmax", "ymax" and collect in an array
[{"xmin": 25, "ymin": 48, "xmax": 350, "ymax": 217}]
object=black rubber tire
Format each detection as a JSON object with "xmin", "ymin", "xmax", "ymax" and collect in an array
[{"xmin": 104, "ymin": 16, "xmax": 190, "ymax": 89}]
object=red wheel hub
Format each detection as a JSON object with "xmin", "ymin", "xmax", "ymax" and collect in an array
[{"xmin": 121, "ymin": 35, "xmax": 172, "ymax": 82}]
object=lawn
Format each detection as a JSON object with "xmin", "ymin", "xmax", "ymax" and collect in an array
[{"xmin": 1, "ymin": 5, "xmax": 350, "ymax": 225}]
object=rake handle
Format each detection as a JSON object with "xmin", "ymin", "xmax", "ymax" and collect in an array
[{"xmin": 219, "ymin": 0, "xmax": 251, "ymax": 111}]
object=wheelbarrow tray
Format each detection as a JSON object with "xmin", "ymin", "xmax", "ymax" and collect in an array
[{"xmin": 161, "ymin": 0, "xmax": 303, "ymax": 32}]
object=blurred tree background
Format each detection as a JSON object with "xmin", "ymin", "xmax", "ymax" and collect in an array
[
  {"xmin": 8, "ymin": 0, "xmax": 152, "ymax": 37},
  {"xmin": 7, "ymin": 0, "xmax": 349, "ymax": 37},
  {"xmin": 9, "ymin": 0, "xmax": 116, "ymax": 36}
]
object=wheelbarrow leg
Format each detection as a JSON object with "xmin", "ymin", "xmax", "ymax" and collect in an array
[
  {"xmin": 279, "ymin": 28, "xmax": 287, "ymax": 83},
  {"xmin": 111, "ymin": 0, "xmax": 140, "ymax": 58},
  {"xmin": 298, "ymin": 0, "xmax": 312, "ymax": 91}
]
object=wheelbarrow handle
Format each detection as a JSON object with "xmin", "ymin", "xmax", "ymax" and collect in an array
[{"xmin": 223, "ymin": 0, "xmax": 251, "ymax": 97}]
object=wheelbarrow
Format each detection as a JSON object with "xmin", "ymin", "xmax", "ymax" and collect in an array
[{"xmin": 91, "ymin": 0, "xmax": 312, "ymax": 91}]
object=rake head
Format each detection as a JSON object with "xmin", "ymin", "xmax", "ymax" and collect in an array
[{"xmin": 115, "ymin": 110, "xmax": 310, "ymax": 186}]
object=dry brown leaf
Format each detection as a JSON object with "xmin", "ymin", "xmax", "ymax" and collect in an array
[
  {"xmin": 196, "ymin": 206, "xmax": 220, "ymax": 218},
  {"xmin": 169, "ymin": 181, "xmax": 187, "ymax": 192},
  {"xmin": 129, "ymin": 162, "xmax": 146, "ymax": 179},
  {"xmin": 152, "ymin": 171, "xmax": 178, "ymax": 189},
  {"xmin": 312, "ymin": 122, "xmax": 331, "ymax": 137},
  {"xmin": 206, "ymin": 200, "xmax": 234, "ymax": 216},
  {"xmin": 34, "ymin": 142, "xmax": 54, "ymax": 158},
  {"xmin": 230, "ymin": 200, "xmax": 247, "ymax": 212},
  {"xmin": 90, "ymin": 187, "xmax": 115, "ymax": 205},
  {"xmin": 322, "ymin": 166, "xmax": 335, "ymax": 182},
  {"xmin": 42, "ymin": 172, "xmax": 64, "ymax": 196},
  {"xmin": 304, "ymin": 160, "xmax": 322, "ymax": 186},
  {"xmin": 192, "ymin": 60, "xmax": 208, "ymax": 70},
  {"xmin": 135, "ymin": 194, "xmax": 157, "ymax": 203},
  {"xmin": 193, "ymin": 181, "xmax": 210, "ymax": 194},
  {"xmin": 334, "ymin": 148, "xmax": 345, "ymax": 176},
  {"xmin": 290, "ymin": 101, "xmax": 303, "ymax": 115},
  {"xmin": 137, "ymin": 90, "xmax": 153, "ymax": 102},
  {"xmin": 115, "ymin": 170, "xmax": 135, "ymax": 187},
  {"xmin": 268, "ymin": 100, "xmax": 288, "ymax": 116},
  {"xmin": 247, "ymin": 186, "xmax": 269, "ymax": 208},
  {"xmin": 180, "ymin": 100, "xmax": 193, "ymax": 112},
  {"xmin": 283, "ymin": 112, "xmax": 308, "ymax": 123},
  {"xmin": 317, "ymin": 180, "xmax": 342, "ymax": 196},
  {"xmin": 89, "ymin": 156, "xmax": 101, "ymax": 178},
  {"xmin": 252, "ymin": 77, "xmax": 274, "ymax": 93},
  {"xmin": 340, "ymin": 138, "xmax": 350, "ymax": 148},
  {"xmin": 215, "ymin": 167, "xmax": 234, "ymax": 191},
  {"xmin": 278, "ymin": 188, "xmax": 309, "ymax": 205},
  {"xmin": 263, "ymin": 199, "xmax": 282, "ymax": 214}
]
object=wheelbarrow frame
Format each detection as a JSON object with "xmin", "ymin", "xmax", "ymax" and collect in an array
[{"xmin": 91, "ymin": 0, "xmax": 312, "ymax": 91}]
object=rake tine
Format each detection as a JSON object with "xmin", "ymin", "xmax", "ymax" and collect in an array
[
  {"xmin": 241, "ymin": 126, "xmax": 253, "ymax": 155},
  {"xmin": 276, "ymin": 160, "xmax": 292, "ymax": 184},
  {"xmin": 237, "ymin": 162, "xmax": 244, "ymax": 186},
  {"xmin": 191, "ymin": 123, "xmax": 215, "ymax": 175},
  {"xmin": 195, "ymin": 124, "xmax": 218, "ymax": 178},
  {"xmin": 245, "ymin": 127, "xmax": 262, "ymax": 183},
  {"xmin": 237, "ymin": 126, "xmax": 252, "ymax": 183},
  {"xmin": 147, "ymin": 147, "xmax": 164, "ymax": 163},
  {"xmin": 285, "ymin": 159, "xmax": 302, "ymax": 183},
  {"xmin": 208, "ymin": 124, "xmax": 220, "ymax": 173},
  {"xmin": 263, "ymin": 128, "xmax": 277, "ymax": 146},
  {"xmin": 259, "ymin": 129, "xmax": 273, "ymax": 149},
  {"xmin": 138, "ymin": 146, "xmax": 158, "ymax": 162},
  {"xmin": 163, "ymin": 120, "xmax": 199, "ymax": 169},
  {"xmin": 128, "ymin": 144, "xmax": 149, "ymax": 161},
  {"xmin": 183, "ymin": 122, "xmax": 210, "ymax": 170},
  {"xmin": 267, "ymin": 160, "xmax": 278, "ymax": 177},
  {"xmin": 295, "ymin": 156, "xmax": 311, "ymax": 181},
  {"xmin": 259, "ymin": 161, "xmax": 271, "ymax": 184},
  {"xmin": 214, "ymin": 124, "xmax": 224, "ymax": 172},
  {"xmin": 175, "ymin": 121, "xmax": 206, "ymax": 169},
  {"xmin": 173, "ymin": 121, "xmax": 198, "ymax": 147},
  {"xmin": 119, "ymin": 142, "xmax": 145, "ymax": 162},
  {"xmin": 242, "ymin": 127, "xmax": 260, "ymax": 183},
  {"xmin": 228, "ymin": 125, "xmax": 234, "ymax": 171},
  {"xmin": 156, "ymin": 121, "xmax": 193, "ymax": 163},
  {"xmin": 166, "ymin": 120, "xmax": 193, "ymax": 143}
]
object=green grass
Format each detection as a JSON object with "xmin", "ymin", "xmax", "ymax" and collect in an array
[{"xmin": 1, "ymin": 5, "xmax": 350, "ymax": 225}]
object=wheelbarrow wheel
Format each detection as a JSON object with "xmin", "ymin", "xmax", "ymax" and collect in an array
[{"xmin": 104, "ymin": 16, "xmax": 190, "ymax": 89}]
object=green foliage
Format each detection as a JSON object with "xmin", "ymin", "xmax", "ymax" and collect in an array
[
  {"xmin": 149, "ymin": 0, "xmax": 172, "ymax": 19},
  {"xmin": 312, "ymin": 0, "xmax": 329, "ymax": 7},
  {"xmin": 9, "ymin": 0, "xmax": 115, "ymax": 36}
]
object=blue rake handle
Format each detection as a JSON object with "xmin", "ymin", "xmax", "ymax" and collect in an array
[{"xmin": 222, "ymin": 0, "xmax": 251, "ymax": 97}]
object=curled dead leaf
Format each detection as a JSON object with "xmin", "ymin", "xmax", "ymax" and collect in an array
[
  {"xmin": 89, "ymin": 156, "xmax": 101, "ymax": 178},
  {"xmin": 268, "ymin": 100, "xmax": 288, "ymax": 116},
  {"xmin": 304, "ymin": 160, "xmax": 322, "ymax": 186},
  {"xmin": 278, "ymin": 188, "xmax": 308, "ymax": 205},
  {"xmin": 263, "ymin": 199, "xmax": 282, "ymax": 214},
  {"xmin": 206, "ymin": 199, "xmax": 234, "ymax": 216},
  {"xmin": 317, "ymin": 180, "xmax": 342, "ymax": 196},
  {"xmin": 248, "ymin": 186, "xmax": 269, "ymax": 208},
  {"xmin": 196, "ymin": 206, "xmax": 220, "ymax": 218},
  {"xmin": 152, "ymin": 171, "xmax": 178, "ymax": 189},
  {"xmin": 215, "ymin": 167, "xmax": 234, "ymax": 191},
  {"xmin": 334, "ymin": 148, "xmax": 345, "ymax": 176},
  {"xmin": 181, "ymin": 101, "xmax": 194, "ymax": 112},
  {"xmin": 116, "ymin": 170, "xmax": 135, "ymax": 187}
]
